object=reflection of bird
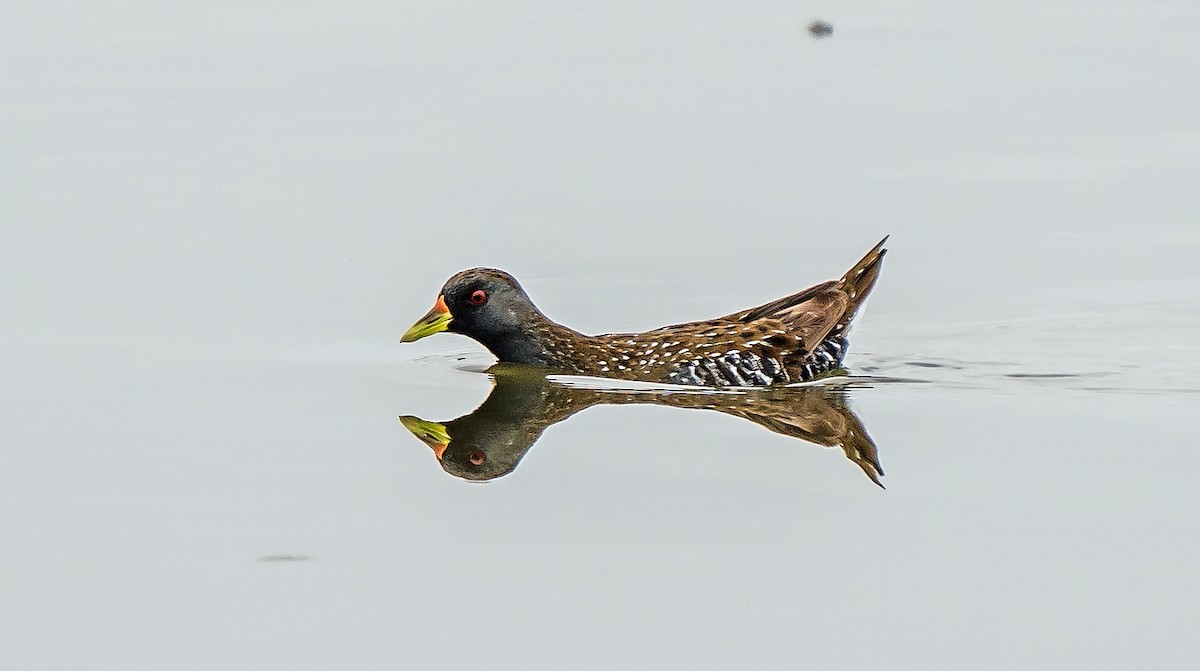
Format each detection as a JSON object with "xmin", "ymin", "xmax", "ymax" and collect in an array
[
  {"xmin": 400, "ymin": 370, "xmax": 885, "ymax": 487},
  {"xmin": 402, "ymin": 238, "xmax": 887, "ymax": 386}
]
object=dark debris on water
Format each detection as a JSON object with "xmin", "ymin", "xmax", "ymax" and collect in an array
[{"xmin": 808, "ymin": 20, "xmax": 833, "ymax": 38}]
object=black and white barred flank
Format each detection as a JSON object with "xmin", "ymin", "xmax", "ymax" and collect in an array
[{"xmin": 667, "ymin": 336, "xmax": 847, "ymax": 387}]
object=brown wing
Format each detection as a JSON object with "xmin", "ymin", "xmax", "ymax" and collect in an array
[
  {"xmin": 726, "ymin": 236, "xmax": 888, "ymax": 352},
  {"xmin": 584, "ymin": 238, "xmax": 888, "ymax": 385},
  {"xmin": 740, "ymin": 291, "xmax": 850, "ymax": 356}
]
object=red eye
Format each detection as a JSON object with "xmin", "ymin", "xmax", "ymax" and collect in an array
[
  {"xmin": 468, "ymin": 450, "xmax": 485, "ymax": 465},
  {"xmin": 469, "ymin": 290, "xmax": 487, "ymax": 306}
]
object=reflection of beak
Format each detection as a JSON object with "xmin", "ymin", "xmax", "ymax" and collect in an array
[
  {"xmin": 399, "ymin": 415, "xmax": 450, "ymax": 460},
  {"xmin": 400, "ymin": 295, "xmax": 452, "ymax": 343}
]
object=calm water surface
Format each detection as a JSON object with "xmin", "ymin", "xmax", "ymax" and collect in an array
[{"xmin": 3, "ymin": 2, "xmax": 1198, "ymax": 669}]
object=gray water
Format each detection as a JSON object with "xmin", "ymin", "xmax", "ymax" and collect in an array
[{"xmin": 4, "ymin": 2, "xmax": 1199, "ymax": 669}]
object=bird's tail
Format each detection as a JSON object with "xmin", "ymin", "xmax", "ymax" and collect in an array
[{"xmin": 837, "ymin": 235, "xmax": 888, "ymax": 322}]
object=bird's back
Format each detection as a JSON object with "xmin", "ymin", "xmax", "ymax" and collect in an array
[{"xmin": 563, "ymin": 237, "xmax": 888, "ymax": 386}]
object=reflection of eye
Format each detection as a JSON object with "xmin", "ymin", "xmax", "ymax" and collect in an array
[
  {"xmin": 468, "ymin": 450, "xmax": 485, "ymax": 465},
  {"xmin": 469, "ymin": 290, "xmax": 487, "ymax": 306}
]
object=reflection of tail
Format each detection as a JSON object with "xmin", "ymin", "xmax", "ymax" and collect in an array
[
  {"xmin": 710, "ymin": 390, "xmax": 884, "ymax": 488},
  {"xmin": 829, "ymin": 397, "xmax": 885, "ymax": 488}
]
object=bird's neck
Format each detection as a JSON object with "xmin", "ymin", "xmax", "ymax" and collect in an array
[
  {"xmin": 487, "ymin": 332, "xmax": 553, "ymax": 366},
  {"xmin": 484, "ymin": 313, "xmax": 584, "ymax": 369}
]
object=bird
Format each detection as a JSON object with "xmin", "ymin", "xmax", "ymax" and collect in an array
[
  {"xmin": 401, "ymin": 236, "xmax": 887, "ymax": 387},
  {"xmin": 400, "ymin": 370, "xmax": 884, "ymax": 486}
]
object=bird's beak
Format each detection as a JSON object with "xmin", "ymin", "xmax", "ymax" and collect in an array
[
  {"xmin": 399, "ymin": 415, "xmax": 450, "ymax": 460},
  {"xmin": 400, "ymin": 295, "xmax": 452, "ymax": 343}
]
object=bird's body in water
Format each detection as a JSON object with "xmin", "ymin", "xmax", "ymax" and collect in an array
[{"xmin": 401, "ymin": 237, "xmax": 888, "ymax": 387}]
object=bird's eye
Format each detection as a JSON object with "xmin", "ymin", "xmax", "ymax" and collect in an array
[
  {"xmin": 469, "ymin": 290, "xmax": 487, "ymax": 306},
  {"xmin": 467, "ymin": 450, "xmax": 485, "ymax": 465}
]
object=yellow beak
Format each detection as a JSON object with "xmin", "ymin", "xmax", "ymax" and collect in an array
[
  {"xmin": 400, "ymin": 295, "xmax": 452, "ymax": 343},
  {"xmin": 399, "ymin": 415, "xmax": 450, "ymax": 460}
]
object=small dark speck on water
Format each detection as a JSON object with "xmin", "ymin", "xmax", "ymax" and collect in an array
[
  {"xmin": 260, "ymin": 554, "xmax": 312, "ymax": 562},
  {"xmin": 808, "ymin": 20, "xmax": 833, "ymax": 38},
  {"xmin": 906, "ymin": 361, "xmax": 964, "ymax": 369},
  {"xmin": 1005, "ymin": 372, "xmax": 1091, "ymax": 379}
]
